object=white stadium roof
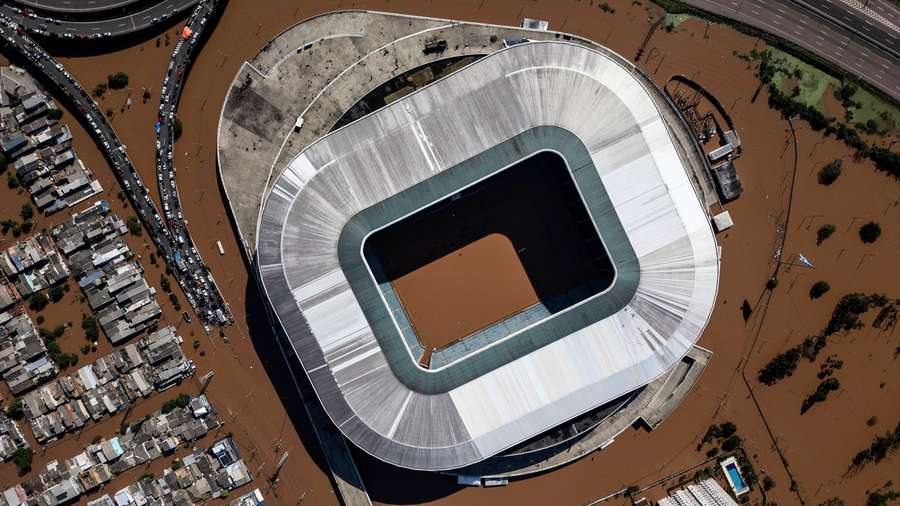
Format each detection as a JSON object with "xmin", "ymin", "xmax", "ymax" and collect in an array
[{"xmin": 255, "ymin": 41, "xmax": 719, "ymax": 471}]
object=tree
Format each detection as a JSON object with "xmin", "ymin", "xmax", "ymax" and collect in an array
[
  {"xmin": 7, "ymin": 397, "xmax": 24, "ymax": 420},
  {"xmin": 46, "ymin": 109, "xmax": 63, "ymax": 121},
  {"xmin": 28, "ymin": 292, "xmax": 49, "ymax": 311},
  {"xmin": 766, "ymin": 277, "xmax": 779, "ymax": 290},
  {"xmin": 127, "ymin": 215, "xmax": 142, "ymax": 236},
  {"xmin": 816, "ymin": 224, "xmax": 836, "ymax": 245},
  {"xmin": 721, "ymin": 434, "xmax": 742, "ymax": 452},
  {"xmin": 11, "ymin": 448, "xmax": 32, "ymax": 475},
  {"xmin": 107, "ymin": 72, "xmax": 129, "ymax": 89},
  {"xmin": 48, "ymin": 284, "xmax": 66, "ymax": 302},
  {"xmin": 82, "ymin": 313, "xmax": 100, "ymax": 342},
  {"xmin": 859, "ymin": 222, "xmax": 882, "ymax": 243},
  {"xmin": 759, "ymin": 347, "xmax": 801, "ymax": 385},
  {"xmin": 160, "ymin": 275, "xmax": 171, "ymax": 293},
  {"xmin": 817, "ymin": 159, "xmax": 842, "ymax": 185},
  {"xmin": 7, "ymin": 173, "xmax": 18, "ymax": 189},
  {"xmin": 93, "ymin": 83, "xmax": 108, "ymax": 97},
  {"xmin": 810, "ymin": 281, "xmax": 830, "ymax": 299},
  {"xmin": 763, "ymin": 475, "xmax": 776, "ymax": 491},
  {"xmin": 172, "ymin": 116, "xmax": 183, "ymax": 141},
  {"xmin": 801, "ymin": 378, "xmax": 840, "ymax": 414},
  {"xmin": 0, "ymin": 152, "xmax": 7, "ymax": 170}
]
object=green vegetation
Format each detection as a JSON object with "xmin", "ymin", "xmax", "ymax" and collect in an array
[
  {"xmin": 161, "ymin": 393, "xmax": 191, "ymax": 414},
  {"xmin": 93, "ymin": 83, "xmax": 107, "ymax": 97},
  {"xmin": 818, "ymin": 159, "xmax": 843, "ymax": 185},
  {"xmin": 825, "ymin": 293, "xmax": 873, "ymax": 335},
  {"xmin": 172, "ymin": 116, "xmax": 183, "ymax": 141},
  {"xmin": 868, "ymin": 416, "xmax": 879, "ymax": 427},
  {"xmin": 46, "ymin": 109, "xmax": 63, "ymax": 121},
  {"xmin": 82, "ymin": 313, "xmax": 100, "ymax": 342},
  {"xmin": 43, "ymin": 335, "xmax": 78, "ymax": 369},
  {"xmin": 852, "ymin": 421, "xmax": 900, "ymax": 469},
  {"xmin": 758, "ymin": 347, "xmax": 801, "ymax": 385},
  {"xmin": 810, "ymin": 281, "xmax": 830, "ymax": 299},
  {"xmin": 11, "ymin": 448, "xmax": 32, "ymax": 475},
  {"xmin": 859, "ymin": 222, "xmax": 882, "ymax": 243},
  {"xmin": 817, "ymin": 224, "xmax": 836, "ymax": 245},
  {"xmin": 801, "ymin": 377, "xmax": 840, "ymax": 414},
  {"xmin": 127, "ymin": 215, "xmax": 142, "ymax": 236},
  {"xmin": 160, "ymin": 275, "xmax": 171, "ymax": 293},
  {"xmin": 0, "ymin": 153, "xmax": 7, "ymax": 170},
  {"xmin": 819, "ymin": 498, "xmax": 845, "ymax": 506},
  {"xmin": 766, "ymin": 277, "xmax": 779, "ymax": 290},
  {"xmin": 866, "ymin": 486, "xmax": 900, "ymax": 506},
  {"xmin": 7, "ymin": 397, "xmax": 24, "ymax": 420},
  {"xmin": 7, "ymin": 173, "xmax": 18, "ymax": 189},
  {"xmin": 28, "ymin": 292, "xmax": 48, "ymax": 311},
  {"xmin": 763, "ymin": 475, "xmax": 776, "ymax": 491},
  {"xmin": 169, "ymin": 292, "xmax": 181, "ymax": 311},
  {"xmin": 107, "ymin": 72, "xmax": 129, "ymax": 89},
  {"xmin": 48, "ymin": 284, "xmax": 66, "ymax": 303}
]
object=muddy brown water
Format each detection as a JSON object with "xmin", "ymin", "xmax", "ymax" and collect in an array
[{"xmin": 0, "ymin": 0, "xmax": 896, "ymax": 505}]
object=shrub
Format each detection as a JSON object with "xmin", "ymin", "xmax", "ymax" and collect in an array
[
  {"xmin": 7, "ymin": 173, "xmax": 18, "ymax": 189},
  {"xmin": 766, "ymin": 277, "xmax": 779, "ymax": 290},
  {"xmin": 818, "ymin": 160, "xmax": 842, "ymax": 185},
  {"xmin": 810, "ymin": 281, "xmax": 830, "ymax": 299},
  {"xmin": 46, "ymin": 109, "xmax": 63, "ymax": 120},
  {"xmin": 20, "ymin": 203, "xmax": 33, "ymax": 221},
  {"xmin": 160, "ymin": 275, "xmax": 171, "ymax": 293},
  {"xmin": 859, "ymin": 222, "xmax": 882, "ymax": 243},
  {"xmin": 28, "ymin": 292, "xmax": 49, "ymax": 311},
  {"xmin": 867, "ymin": 416, "xmax": 878, "ymax": 427},
  {"xmin": 107, "ymin": 72, "xmax": 129, "ymax": 89},
  {"xmin": 763, "ymin": 475, "xmax": 776, "ymax": 491},
  {"xmin": 93, "ymin": 83, "xmax": 107, "ymax": 97}
]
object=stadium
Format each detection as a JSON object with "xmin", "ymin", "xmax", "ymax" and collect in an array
[{"xmin": 245, "ymin": 34, "xmax": 720, "ymax": 473}]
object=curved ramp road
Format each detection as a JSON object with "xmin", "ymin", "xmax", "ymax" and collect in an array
[
  {"xmin": 0, "ymin": 13, "xmax": 231, "ymax": 327},
  {"xmin": 1, "ymin": 0, "xmax": 198, "ymax": 39},
  {"xmin": 9, "ymin": 0, "xmax": 144, "ymax": 15},
  {"xmin": 154, "ymin": 0, "xmax": 231, "ymax": 325}
]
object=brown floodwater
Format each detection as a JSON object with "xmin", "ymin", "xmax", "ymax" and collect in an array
[{"xmin": 0, "ymin": 0, "xmax": 896, "ymax": 505}]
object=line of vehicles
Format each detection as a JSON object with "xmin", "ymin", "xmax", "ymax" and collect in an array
[
  {"xmin": 0, "ymin": 0, "xmax": 199, "ymax": 39},
  {"xmin": 0, "ymin": 7, "xmax": 232, "ymax": 330}
]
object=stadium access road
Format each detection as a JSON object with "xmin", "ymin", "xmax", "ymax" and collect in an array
[
  {"xmin": 0, "ymin": 0, "xmax": 198, "ymax": 39},
  {"xmin": 0, "ymin": 14, "xmax": 230, "ymax": 328},
  {"xmin": 682, "ymin": 0, "xmax": 900, "ymax": 101}
]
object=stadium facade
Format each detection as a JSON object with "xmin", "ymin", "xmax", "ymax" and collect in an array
[{"xmin": 252, "ymin": 40, "xmax": 720, "ymax": 471}]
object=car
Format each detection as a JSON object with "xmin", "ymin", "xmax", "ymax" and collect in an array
[
  {"xmin": 170, "ymin": 180, "xmax": 175, "ymax": 189},
  {"xmin": 177, "ymin": 211, "xmax": 183, "ymax": 220},
  {"xmin": 156, "ymin": 140, "xmax": 160, "ymax": 149}
]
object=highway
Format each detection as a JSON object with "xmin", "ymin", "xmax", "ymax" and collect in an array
[
  {"xmin": 0, "ymin": 10, "xmax": 232, "ymax": 329},
  {"xmin": 683, "ymin": 0, "xmax": 900, "ymax": 101},
  {"xmin": 153, "ymin": 0, "xmax": 229, "ymax": 325},
  {"xmin": 9, "ymin": 0, "xmax": 143, "ymax": 15},
  {"xmin": 0, "ymin": 0, "xmax": 198, "ymax": 39}
]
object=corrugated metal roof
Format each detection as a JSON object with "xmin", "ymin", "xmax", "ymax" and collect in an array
[{"xmin": 255, "ymin": 41, "xmax": 719, "ymax": 470}]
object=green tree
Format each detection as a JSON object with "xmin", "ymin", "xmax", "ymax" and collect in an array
[
  {"xmin": 82, "ymin": 313, "xmax": 100, "ymax": 341},
  {"xmin": 93, "ymin": 83, "xmax": 107, "ymax": 97},
  {"xmin": 107, "ymin": 72, "xmax": 129, "ymax": 89},
  {"xmin": 160, "ymin": 275, "xmax": 171, "ymax": 293},
  {"xmin": 172, "ymin": 116, "xmax": 183, "ymax": 142},
  {"xmin": 7, "ymin": 397, "xmax": 24, "ymax": 420},
  {"xmin": 0, "ymin": 152, "xmax": 7, "ymax": 170},
  {"xmin": 48, "ymin": 284, "xmax": 66, "ymax": 303},
  {"xmin": 127, "ymin": 215, "xmax": 142, "ymax": 236},
  {"xmin": 859, "ymin": 222, "xmax": 882, "ymax": 243},
  {"xmin": 817, "ymin": 159, "xmax": 842, "ymax": 185},
  {"xmin": 7, "ymin": 173, "xmax": 18, "ymax": 189},
  {"xmin": 810, "ymin": 281, "xmax": 830, "ymax": 299},
  {"xmin": 816, "ymin": 224, "xmax": 836, "ymax": 245},
  {"xmin": 28, "ymin": 292, "xmax": 49, "ymax": 311},
  {"xmin": 46, "ymin": 109, "xmax": 63, "ymax": 120},
  {"xmin": 11, "ymin": 448, "xmax": 32, "ymax": 475}
]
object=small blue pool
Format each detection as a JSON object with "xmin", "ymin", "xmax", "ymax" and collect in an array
[{"xmin": 726, "ymin": 463, "xmax": 748, "ymax": 493}]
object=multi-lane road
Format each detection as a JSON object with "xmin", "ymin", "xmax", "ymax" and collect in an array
[
  {"xmin": 683, "ymin": 0, "xmax": 900, "ymax": 101},
  {"xmin": 0, "ymin": 9, "xmax": 232, "ymax": 328},
  {"xmin": 8, "ymin": 0, "xmax": 144, "ymax": 15},
  {"xmin": 0, "ymin": 0, "xmax": 198, "ymax": 39}
]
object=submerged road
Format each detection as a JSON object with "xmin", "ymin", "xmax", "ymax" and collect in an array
[
  {"xmin": 683, "ymin": 0, "xmax": 900, "ymax": 101},
  {"xmin": 0, "ymin": 10, "xmax": 232, "ymax": 328}
]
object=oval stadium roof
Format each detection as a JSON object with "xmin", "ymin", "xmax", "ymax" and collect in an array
[{"xmin": 255, "ymin": 41, "xmax": 720, "ymax": 471}]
